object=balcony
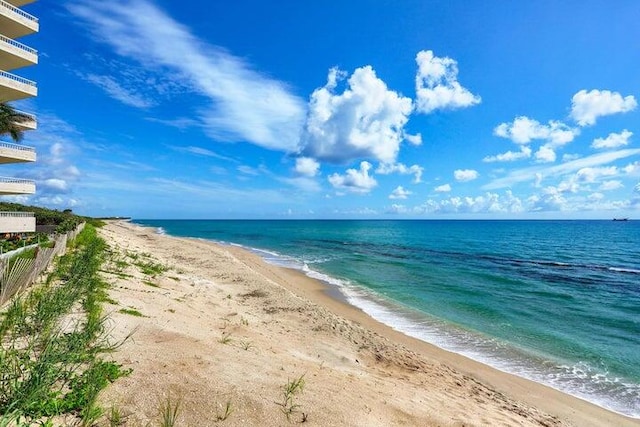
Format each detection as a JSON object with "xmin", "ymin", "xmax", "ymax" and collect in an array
[
  {"xmin": 8, "ymin": 108, "xmax": 36, "ymax": 130},
  {"xmin": 0, "ymin": 176, "xmax": 35, "ymax": 194},
  {"xmin": 0, "ymin": 0, "xmax": 38, "ymax": 39},
  {"xmin": 0, "ymin": 211, "xmax": 35, "ymax": 233},
  {"xmin": 0, "ymin": 141, "xmax": 35, "ymax": 163},
  {"xmin": 0, "ymin": 70, "xmax": 36, "ymax": 101},
  {"xmin": 0, "ymin": 34, "xmax": 37, "ymax": 71}
]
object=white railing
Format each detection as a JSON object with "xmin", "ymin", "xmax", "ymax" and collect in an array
[
  {"xmin": 0, "ymin": 33, "xmax": 37, "ymax": 55},
  {"xmin": 0, "ymin": 69, "xmax": 36, "ymax": 87},
  {"xmin": 0, "ymin": 211, "xmax": 33, "ymax": 217},
  {"xmin": 0, "ymin": 176, "xmax": 34, "ymax": 184},
  {"xmin": 0, "ymin": 0, "xmax": 38, "ymax": 23},
  {"xmin": 11, "ymin": 108, "xmax": 35, "ymax": 119},
  {"xmin": 0, "ymin": 141, "xmax": 35, "ymax": 152}
]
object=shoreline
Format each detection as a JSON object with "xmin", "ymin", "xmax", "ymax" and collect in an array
[
  {"xmin": 99, "ymin": 220, "xmax": 639, "ymax": 426},
  {"xmin": 236, "ymin": 242, "xmax": 638, "ymax": 420},
  {"xmin": 223, "ymin": 241, "xmax": 638, "ymax": 426}
]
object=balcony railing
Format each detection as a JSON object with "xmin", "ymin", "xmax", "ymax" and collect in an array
[
  {"xmin": 0, "ymin": 176, "xmax": 33, "ymax": 184},
  {"xmin": 0, "ymin": 33, "xmax": 37, "ymax": 55},
  {"xmin": 0, "ymin": 70, "xmax": 35, "ymax": 87},
  {"xmin": 0, "ymin": 0, "xmax": 38, "ymax": 23},
  {"xmin": 0, "ymin": 211, "xmax": 33, "ymax": 217},
  {"xmin": 0, "ymin": 141, "xmax": 35, "ymax": 152}
]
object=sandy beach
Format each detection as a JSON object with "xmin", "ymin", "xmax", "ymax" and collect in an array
[{"xmin": 96, "ymin": 221, "xmax": 639, "ymax": 426}]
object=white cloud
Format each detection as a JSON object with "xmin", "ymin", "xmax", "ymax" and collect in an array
[
  {"xmin": 434, "ymin": 183, "xmax": 451, "ymax": 192},
  {"xmin": 389, "ymin": 186, "xmax": 412, "ymax": 200},
  {"xmin": 483, "ymin": 149, "xmax": 640, "ymax": 190},
  {"xmin": 591, "ymin": 130, "xmax": 633, "ymax": 149},
  {"xmin": 68, "ymin": 0, "xmax": 305, "ymax": 152},
  {"xmin": 82, "ymin": 73, "xmax": 153, "ymax": 108},
  {"xmin": 483, "ymin": 146, "xmax": 532, "ymax": 163},
  {"xmin": 41, "ymin": 178, "xmax": 69, "ymax": 192},
  {"xmin": 171, "ymin": 145, "xmax": 236, "ymax": 162},
  {"xmin": 301, "ymin": 66, "xmax": 413, "ymax": 164},
  {"xmin": 624, "ymin": 162, "xmax": 640, "ymax": 176},
  {"xmin": 294, "ymin": 157, "xmax": 320, "ymax": 177},
  {"xmin": 570, "ymin": 89, "xmax": 637, "ymax": 126},
  {"xmin": 279, "ymin": 176, "xmax": 322, "ymax": 192},
  {"xmin": 576, "ymin": 166, "xmax": 618, "ymax": 183},
  {"xmin": 599, "ymin": 180, "xmax": 623, "ymax": 191},
  {"xmin": 562, "ymin": 153, "xmax": 581, "ymax": 162},
  {"xmin": 375, "ymin": 163, "xmax": 423, "ymax": 183},
  {"xmin": 535, "ymin": 145, "xmax": 557, "ymax": 163},
  {"xmin": 414, "ymin": 50, "xmax": 480, "ymax": 113},
  {"xmin": 404, "ymin": 133, "xmax": 423, "ymax": 145},
  {"xmin": 494, "ymin": 116, "xmax": 578, "ymax": 145},
  {"xmin": 414, "ymin": 191, "xmax": 524, "ymax": 214},
  {"xmin": 328, "ymin": 161, "xmax": 378, "ymax": 194},
  {"xmin": 237, "ymin": 165, "xmax": 261, "ymax": 176},
  {"xmin": 454, "ymin": 169, "xmax": 479, "ymax": 182}
]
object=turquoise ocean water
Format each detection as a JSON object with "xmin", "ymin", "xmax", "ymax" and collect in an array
[{"xmin": 134, "ymin": 219, "xmax": 639, "ymax": 418}]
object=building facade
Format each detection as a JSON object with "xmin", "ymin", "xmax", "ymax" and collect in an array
[{"xmin": 0, "ymin": 0, "xmax": 38, "ymax": 233}]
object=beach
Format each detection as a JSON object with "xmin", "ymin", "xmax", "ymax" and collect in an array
[{"xmin": 96, "ymin": 220, "xmax": 638, "ymax": 426}]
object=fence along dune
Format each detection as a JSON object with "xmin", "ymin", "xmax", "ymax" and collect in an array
[{"xmin": 0, "ymin": 223, "xmax": 85, "ymax": 305}]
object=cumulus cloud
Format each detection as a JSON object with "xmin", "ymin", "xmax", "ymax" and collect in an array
[
  {"xmin": 414, "ymin": 50, "xmax": 480, "ymax": 114},
  {"xmin": 434, "ymin": 183, "xmax": 451, "ymax": 192},
  {"xmin": 68, "ymin": 0, "xmax": 305, "ymax": 151},
  {"xmin": 570, "ymin": 89, "xmax": 637, "ymax": 126},
  {"xmin": 483, "ymin": 146, "xmax": 532, "ymax": 163},
  {"xmin": 294, "ymin": 157, "xmax": 320, "ymax": 177},
  {"xmin": 535, "ymin": 145, "xmax": 557, "ymax": 163},
  {"xmin": 624, "ymin": 162, "xmax": 640, "ymax": 176},
  {"xmin": 328, "ymin": 161, "xmax": 378, "ymax": 193},
  {"xmin": 389, "ymin": 186, "xmax": 412, "ymax": 200},
  {"xmin": 408, "ymin": 191, "xmax": 524, "ymax": 214},
  {"xmin": 41, "ymin": 178, "xmax": 69, "ymax": 192},
  {"xmin": 375, "ymin": 163, "xmax": 423, "ymax": 183},
  {"xmin": 454, "ymin": 169, "xmax": 479, "ymax": 182},
  {"xmin": 300, "ymin": 66, "xmax": 413, "ymax": 164},
  {"xmin": 404, "ymin": 133, "xmax": 423, "ymax": 145},
  {"xmin": 591, "ymin": 130, "xmax": 633, "ymax": 149},
  {"xmin": 494, "ymin": 116, "xmax": 578, "ymax": 146}
]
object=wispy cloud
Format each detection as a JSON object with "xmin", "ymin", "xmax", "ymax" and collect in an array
[
  {"xmin": 67, "ymin": 0, "xmax": 306, "ymax": 152},
  {"xmin": 169, "ymin": 145, "xmax": 237, "ymax": 162},
  {"xmin": 483, "ymin": 149, "xmax": 640, "ymax": 190},
  {"xmin": 81, "ymin": 73, "xmax": 154, "ymax": 108}
]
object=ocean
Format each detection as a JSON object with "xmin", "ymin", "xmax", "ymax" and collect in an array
[{"xmin": 133, "ymin": 219, "xmax": 640, "ymax": 418}]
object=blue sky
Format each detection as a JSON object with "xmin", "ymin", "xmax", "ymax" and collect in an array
[{"xmin": 5, "ymin": 0, "xmax": 640, "ymax": 218}]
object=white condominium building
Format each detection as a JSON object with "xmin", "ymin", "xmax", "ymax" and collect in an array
[{"xmin": 0, "ymin": 0, "xmax": 38, "ymax": 233}]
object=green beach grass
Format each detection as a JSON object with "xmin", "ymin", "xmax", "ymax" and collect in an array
[{"xmin": 0, "ymin": 224, "xmax": 130, "ymax": 425}]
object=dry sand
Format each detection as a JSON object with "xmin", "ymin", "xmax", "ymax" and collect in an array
[{"xmin": 96, "ymin": 221, "xmax": 639, "ymax": 426}]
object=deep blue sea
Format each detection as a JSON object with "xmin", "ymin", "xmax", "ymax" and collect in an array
[{"xmin": 134, "ymin": 219, "xmax": 640, "ymax": 418}]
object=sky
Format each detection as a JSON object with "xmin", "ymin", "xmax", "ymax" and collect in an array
[{"xmin": 4, "ymin": 0, "xmax": 640, "ymax": 219}]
